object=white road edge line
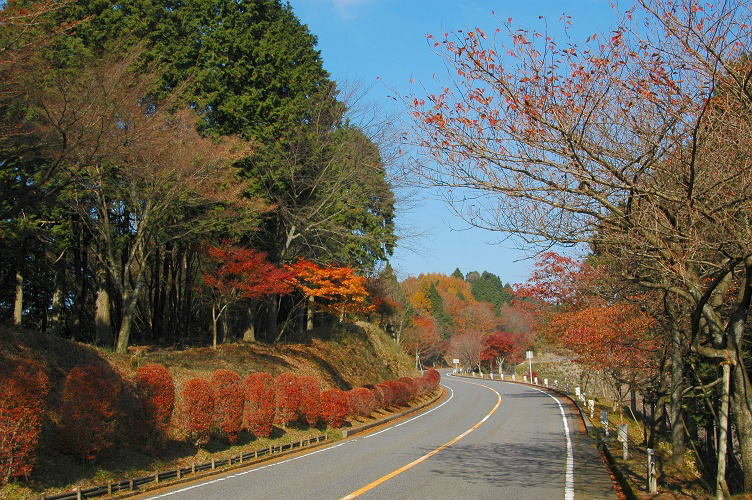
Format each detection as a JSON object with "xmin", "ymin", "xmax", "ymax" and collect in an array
[
  {"xmin": 146, "ymin": 384, "xmax": 455, "ymax": 498},
  {"xmin": 527, "ymin": 385, "xmax": 575, "ymax": 500}
]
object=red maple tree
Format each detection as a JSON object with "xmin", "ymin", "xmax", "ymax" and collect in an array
[{"xmin": 203, "ymin": 242, "xmax": 294, "ymax": 347}]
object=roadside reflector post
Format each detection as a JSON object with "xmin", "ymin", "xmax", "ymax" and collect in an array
[
  {"xmin": 647, "ymin": 448, "xmax": 657, "ymax": 493},
  {"xmin": 600, "ymin": 411, "xmax": 609, "ymax": 437},
  {"xmin": 618, "ymin": 424, "xmax": 629, "ymax": 460}
]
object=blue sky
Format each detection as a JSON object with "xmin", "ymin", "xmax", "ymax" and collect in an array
[{"xmin": 288, "ymin": 0, "xmax": 619, "ymax": 284}]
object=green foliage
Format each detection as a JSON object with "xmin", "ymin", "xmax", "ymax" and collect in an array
[
  {"xmin": 426, "ymin": 282, "xmax": 453, "ymax": 339},
  {"xmin": 469, "ymin": 271, "xmax": 512, "ymax": 311},
  {"xmin": 451, "ymin": 268, "xmax": 464, "ymax": 280}
]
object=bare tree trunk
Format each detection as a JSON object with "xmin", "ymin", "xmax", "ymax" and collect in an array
[
  {"xmin": 13, "ymin": 269, "xmax": 23, "ymax": 326},
  {"xmin": 242, "ymin": 305, "xmax": 256, "ymax": 342},
  {"xmin": 670, "ymin": 324, "xmax": 686, "ymax": 465},
  {"xmin": 115, "ymin": 280, "xmax": 142, "ymax": 354},
  {"xmin": 306, "ymin": 296, "xmax": 314, "ymax": 331},
  {"xmin": 221, "ymin": 312, "xmax": 229, "ymax": 344},
  {"xmin": 212, "ymin": 304, "xmax": 218, "ymax": 349},
  {"xmin": 45, "ymin": 250, "xmax": 65, "ymax": 334},
  {"xmin": 266, "ymin": 295, "xmax": 278, "ymax": 342},
  {"xmin": 95, "ymin": 286, "xmax": 113, "ymax": 347},
  {"xmin": 716, "ymin": 362, "xmax": 732, "ymax": 499}
]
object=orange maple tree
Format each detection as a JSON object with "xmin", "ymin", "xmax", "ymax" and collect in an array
[{"xmin": 288, "ymin": 260, "xmax": 373, "ymax": 318}]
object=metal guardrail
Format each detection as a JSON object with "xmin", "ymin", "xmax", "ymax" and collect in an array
[{"xmin": 40, "ymin": 435, "xmax": 328, "ymax": 500}]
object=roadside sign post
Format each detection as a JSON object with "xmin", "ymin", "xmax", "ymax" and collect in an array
[
  {"xmin": 452, "ymin": 359, "xmax": 459, "ymax": 374},
  {"xmin": 647, "ymin": 448, "xmax": 657, "ymax": 493},
  {"xmin": 618, "ymin": 424, "xmax": 629, "ymax": 460},
  {"xmin": 525, "ymin": 350, "xmax": 533, "ymax": 383}
]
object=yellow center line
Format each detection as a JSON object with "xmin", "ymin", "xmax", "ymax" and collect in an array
[{"xmin": 339, "ymin": 379, "xmax": 502, "ymax": 500}]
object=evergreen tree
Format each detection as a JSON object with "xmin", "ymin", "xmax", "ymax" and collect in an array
[
  {"xmin": 426, "ymin": 281, "xmax": 453, "ymax": 339},
  {"xmin": 451, "ymin": 268, "xmax": 464, "ymax": 280},
  {"xmin": 470, "ymin": 271, "xmax": 512, "ymax": 311}
]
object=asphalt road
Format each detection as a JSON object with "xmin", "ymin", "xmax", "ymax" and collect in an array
[{"xmin": 144, "ymin": 372, "xmax": 615, "ymax": 499}]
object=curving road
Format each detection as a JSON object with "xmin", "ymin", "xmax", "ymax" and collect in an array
[{"xmin": 142, "ymin": 372, "xmax": 615, "ymax": 499}]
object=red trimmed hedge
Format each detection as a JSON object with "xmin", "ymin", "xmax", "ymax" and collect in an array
[
  {"xmin": 298, "ymin": 376, "xmax": 322, "ymax": 427},
  {"xmin": 135, "ymin": 363, "xmax": 175, "ymax": 448},
  {"xmin": 243, "ymin": 372, "xmax": 276, "ymax": 438},
  {"xmin": 180, "ymin": 378, "xmax": 214, "ymax": 447},
  {"xmin": 60, "ymin": 364, "xmax": 122, "ymax": 460},
  {"xmin": 347, "ymin": 387, "xmax": 376, "ymax": 419},
  {"xmin": 320, "ymin": 389, "xmax": 349, "ymax": 428},
  {"xmin": 274, "ymin": 373, "xmax": 301, "ymax": 427},
  {"xmin": 0, "ymin": 360, "xmax": 48, "ymax": 483},
  {"xmin": 211, "ymin": 369, "xmax": 244, "ymax": 443},
  {"xmin": 375, "ymin": 383, "xmax": 394, "ymax": 408}
]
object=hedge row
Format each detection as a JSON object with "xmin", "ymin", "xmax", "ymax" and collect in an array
[
  {"xmin": 0, "ymin": 361, "xmax": 440, "ymax": 484},
  {"xmin": 179, "ymin": 368, "xmax": 442, "ymax": 439}
]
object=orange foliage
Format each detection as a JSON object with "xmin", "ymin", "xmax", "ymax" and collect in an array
[
  {"xmin": 288, "ymin": 260, "xmax": 373, "ymax": 316},
  {"xmin": 548, "ymin": 303, "xmax": 657, "ymax": 372},
  {"xmin": 60, "ymin": 364, "xmax": 122, "ymax": 460},
  {"xmin": 320, "ymin": 389, "xmax": 350, "ymax": 428},
  {"xmin": 298, "ymin": 376, "xmax": 322, "ymax": 427},
  {"xmin": 0, "ymin": 360, "xmax": 48, "ymax": 483},
  {"xmin": 180, "ymin": 378, "xmax": 214, "ymax": 447},
  {"xmin": 210, "ymin": 369, "xmax": 244, "ymax": 443},
  {"xmin": 347, "ymin": 387, "xmax": 376, "ymax": 418},
  {"xmin": 274, "ymin": 373, "xmax": 301, "ymax": 427},
  {"xmin": 243, "ymin": 373, "xmax": 276, "ymax": 438},
  {"xmin": 134, "ymin": 363, "xmax": 175, "ymax": 448}
]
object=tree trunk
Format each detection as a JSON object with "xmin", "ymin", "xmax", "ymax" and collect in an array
[
  {"xmin": 716, "ymin": 362, "xmax": 732, "ymax": 499},
  {"xmin": 728, "ymin": 259, "xmax": 752, "ymax": 492},
  {"xmin": 95, "ymin": 284, "xmax": 113, "ymax": 346},
  {"xmin": 266, "ymin": 296, "xmax": 278, "ymax": 342},
  {"xmin": 306, "ymin": 296, "xmax": 314, "ymax": 331},
  {"xmin": 13, "ymin": 269, "xmax": 23, "ymax": 326},
  {"xmin": 115, "ymin": 280, "xmax": 142, "ymax": 354},
  {"xmin": 670, "ymin": 324, "xmax": 686, "ymax": 465},
  {"xmin": 212, "ymin": 304, "xmax": 218, "ymax": 349},
  {"xmin": 221, "ymin": 312, "xmax": 229, "ymax": 344}
]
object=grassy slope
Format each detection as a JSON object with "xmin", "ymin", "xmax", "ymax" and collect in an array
[{"xmin": 0, "ymin": 320, "xmax": 416, "ymax": 498}]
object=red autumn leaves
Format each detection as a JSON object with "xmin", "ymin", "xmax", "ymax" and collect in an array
[
  {"xmin": 1, "ymin": 356, "xmax": 440, "ymax": 484},
  {"xmin": 179, "ymin": 369, "xmax": 442, "ymax": 437},
  {"xmin": 202, "ymin": 242, "xmax": 374, "ymax": 318}
]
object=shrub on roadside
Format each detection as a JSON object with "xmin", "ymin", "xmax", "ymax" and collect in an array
[
  {"xmin": 243, "ymin": 372, "xmax": 275, "ymax": 438},
  {"xmin": 320, "ymin": 389, "xmax": 349, "ymax": 428},
  {"xmin": 347, "ymin": 387, "xmax": 376, "ymax": 419},
  {"xmin": 0, "ymin": 359, "xmax": 49, "ymax": 483},
  {"xmin": 385, "ymin": 380, "xmax": 410, "ymax": 406},
  {"xmin": 398, "ymin": 377, "xmax": 418, "ymax": 401},
  {"xmin": 210, "ymin": 369, "xmax": 244, "ymax": 443},
  {"xmin": 60, "ymin": 364, "xmax": 122, "ymax": 461},
  {"xmin": 422, "ymin": 369, "xmax": 441, "ymax": 391},
  {"xmin": 134, "ymin": 363, "xmax": 175, "ymax": 449},
  {"xmin": 298, "ymin": 376, "xmax": 322, "ymax": 427},
  {"xmin": 375, "ymin": 383, "xmax": 394, "ymax": 408},
  {"xmin": 180, "ymin": 378, "xmax": 214, "ymax": 447},
  {"xmin": 274, "ymin": 373, "xmax": 301, "ymax": 427}
]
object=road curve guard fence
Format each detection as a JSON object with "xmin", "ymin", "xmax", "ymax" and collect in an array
[{"xmin": 39, "ymin": 434, "xmax": 329, "ymax": 500}]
